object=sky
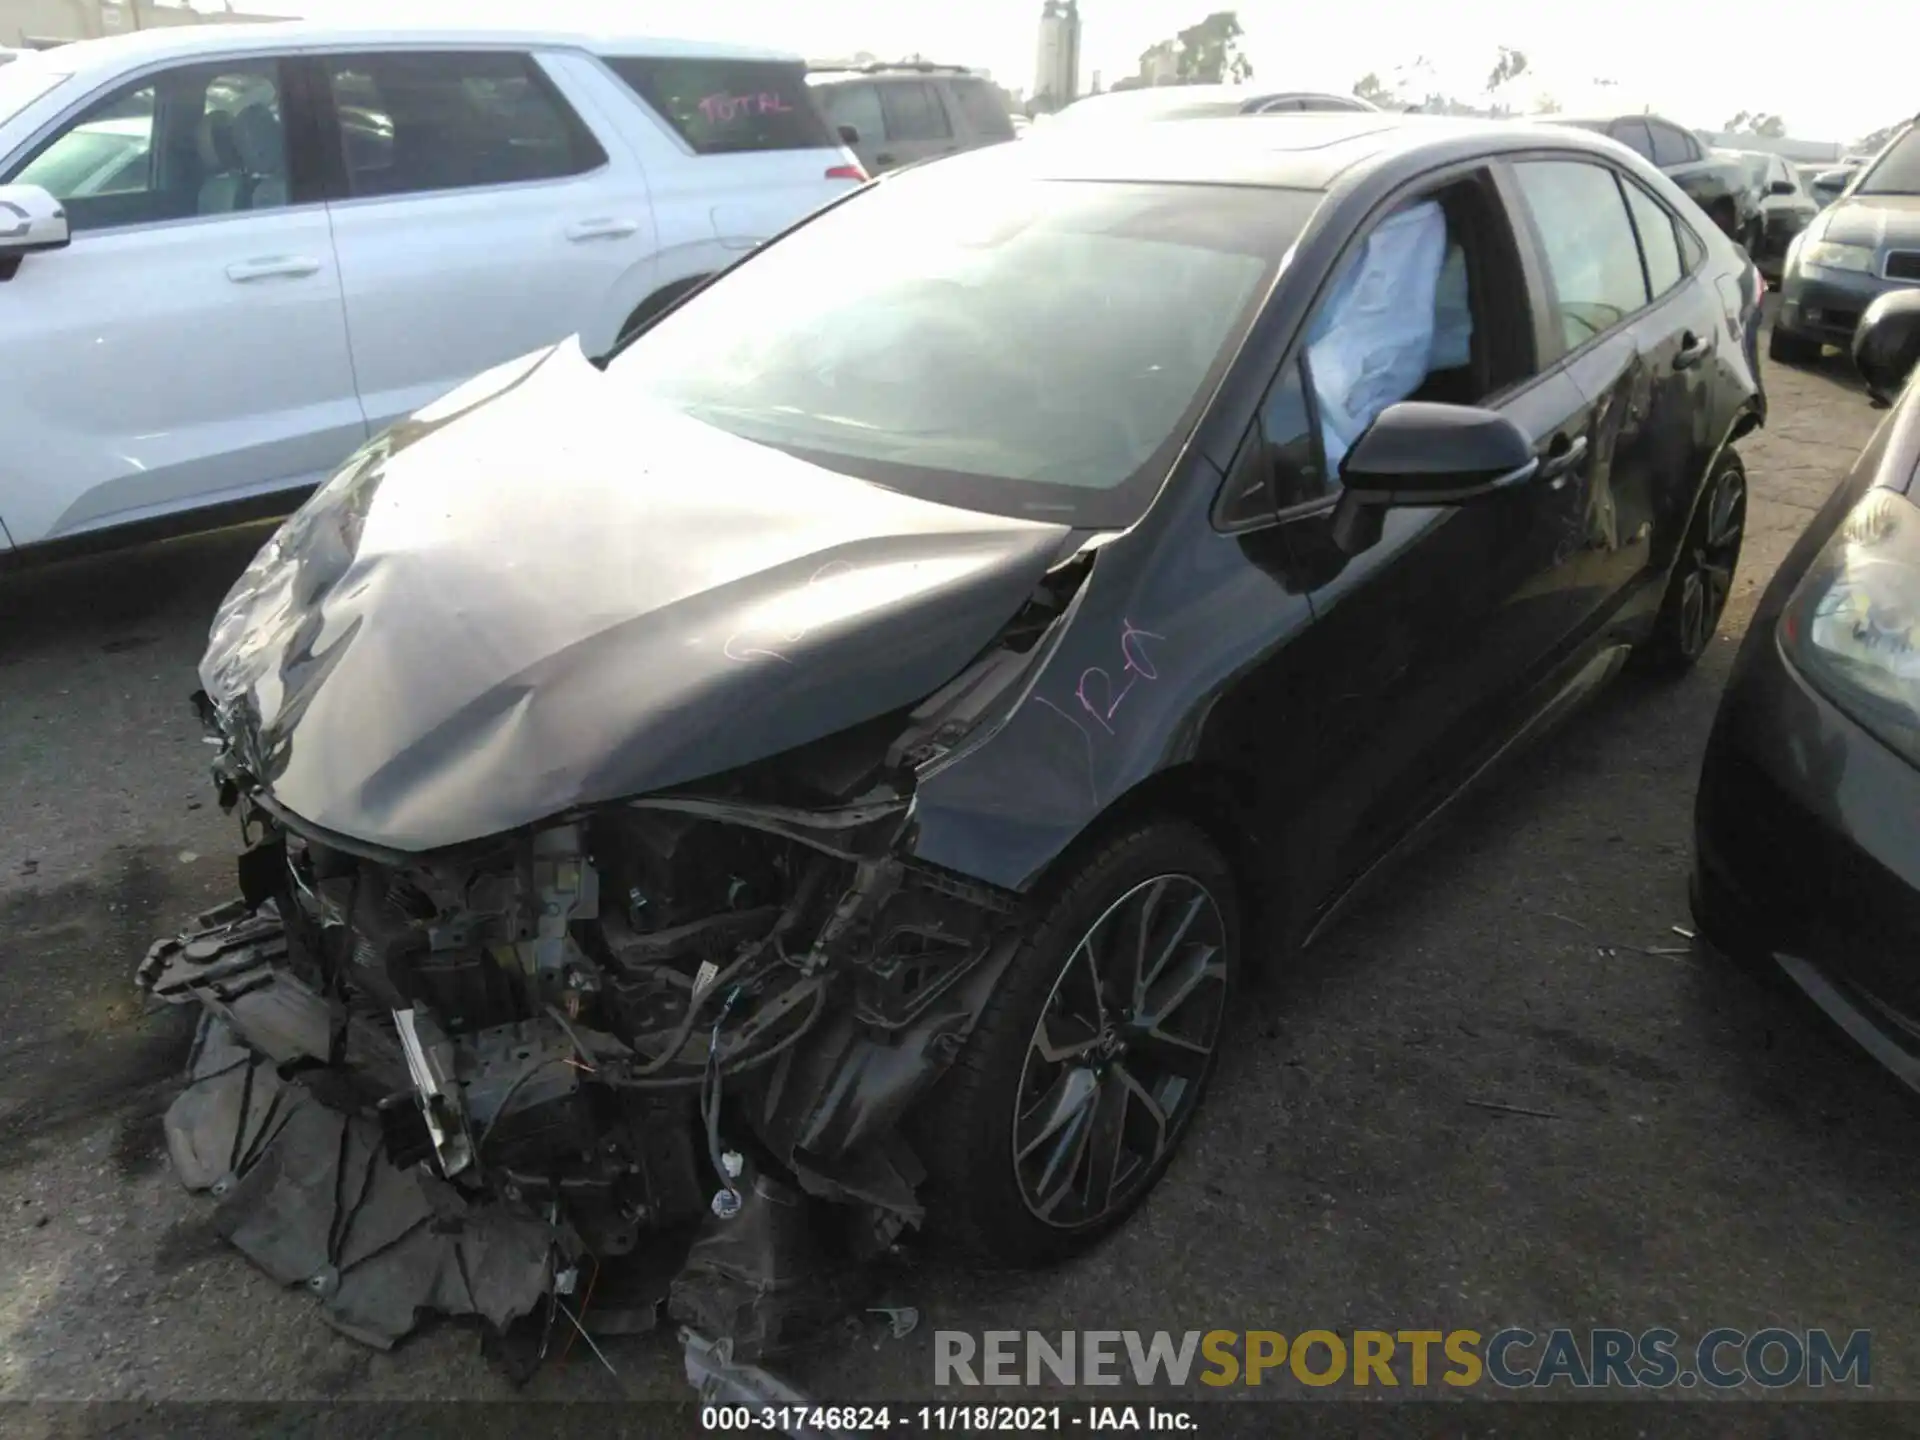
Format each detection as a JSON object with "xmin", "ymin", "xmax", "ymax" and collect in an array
[{"xmin": 231, "ymin": 0, "xmax": 1915, "ymax": 145}]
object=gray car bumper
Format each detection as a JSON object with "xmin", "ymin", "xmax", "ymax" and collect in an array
[{"xmin": 1777, "ymin": 264, "xmax": 1906, "ymax": 345}]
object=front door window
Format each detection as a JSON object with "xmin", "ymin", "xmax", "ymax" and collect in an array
[{"xmin": 10, "ymin": 60, "xmax": 288, "ymax": 231}]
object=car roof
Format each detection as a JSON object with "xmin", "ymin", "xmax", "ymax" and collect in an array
[
  {"xmin": 1060, "ymin": 84, "xmax": 1340, "ymax": 111},
  {"xmin": 964, "ymin": 111, "xmax": 1638, "ymax": 190},
  {"xmin": 807, "ymin": 65, "xmax": 980, "ymax": 84},
  {"xmin": 12, "ymin": 22, "xmax": 803, "ymax": 85},
  {"xmin": 1544, "ymin": 112, "xmax": 1690, "ymax": 130}
]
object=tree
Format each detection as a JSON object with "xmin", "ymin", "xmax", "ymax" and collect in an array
[
  {"xmin": 1854, "ymin": 120, "xmax": 1906, "ymax": 154},
  {"xmin": 1532, "ymin": 94, "xmax": 1562, "ymax": 115},
  {"xmin": 1486, "ymin": 46, "xmax": 1529, "ymax": 95},
  {"xmin": 1172, "ymin": 11, "xmax": 1253, "ymax": 85},
  {"xmin": 1723, "ymin": 110, "xmax": 1788, "ymax": 138},
  {"xmin": 1480, "ymin": 46, "xmax": 1528, "ymax": 117},
  {"xmin": 1351, "ymin": 71, "xmax": 1395, "ymax": 108}
]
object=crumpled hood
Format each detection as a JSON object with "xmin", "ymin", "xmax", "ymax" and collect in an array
[
  {"xmin": 1819, "ymin": 194, "xmax": 1920, "ymax": 249},
  {"xmin": 202, "ymin": 343, "xmax": 1072, "ymax": 852}
]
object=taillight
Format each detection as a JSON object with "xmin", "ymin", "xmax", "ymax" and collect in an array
[{"xmin": 826, "ymin": 162, "xmax": 868, "ymax": 183}]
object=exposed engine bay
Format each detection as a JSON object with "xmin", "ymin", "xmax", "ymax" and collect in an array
[
  {"xmin": 136, "ymin": 677, "xmax": 1050, "ymax": 1378},
  {"xmin": 133, "ymin": 375, "xmax": 1113, "ymax": 1396}
]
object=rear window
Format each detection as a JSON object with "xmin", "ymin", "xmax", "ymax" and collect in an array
[
  {"xmin": 949, "ymin": 78, "xmax": 1014, "ymax": 140},
  {"xmin": 605, "ymin": 56, "xmax": 833, "ymax": 154}
]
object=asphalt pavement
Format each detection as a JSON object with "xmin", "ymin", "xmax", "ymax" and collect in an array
[{"xmin": 1, "ymin": 331, "xmax": 1915, "ymax": 1424}]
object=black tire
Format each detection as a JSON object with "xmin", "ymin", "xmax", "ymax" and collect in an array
[
  {"xmin": 1768, "ymin": 326, "xmax": 1822, "ymax": 365},
  {"xmin": 915, "ymin": 819, "xmax": 1239, "ymax": 1267},
  {"xmin": 1634, "ymin": 448, "xmax": 1747, "ymax": 677}
]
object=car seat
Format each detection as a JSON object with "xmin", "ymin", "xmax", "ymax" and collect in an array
[
  {"xmin": 229, "ymin": 103, "xmax": 287, "ymax": 209},
  {"xmin": 194, "ymin": 109, "xmax": 245, "ymax": 213}
]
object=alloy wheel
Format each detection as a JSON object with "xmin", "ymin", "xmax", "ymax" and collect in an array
[
  {"xmin": 1676, "ymin": 462, "xmax": 1748, "ymax": 660},
  {"xmin": 1011, "ymin": 874, "xmax": 1229, "ymax": 1228}
]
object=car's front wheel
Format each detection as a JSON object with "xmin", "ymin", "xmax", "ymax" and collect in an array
[{"xmin": 917, "ymin": 819, "xmax": 1238, "ymax": 1266}]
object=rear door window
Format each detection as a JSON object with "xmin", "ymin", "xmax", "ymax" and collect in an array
[
  {"xmin": 878, "ymin": 81, "xmax": 951, "ymax": 142},
  {"xmin": 1647, "ymin": 121, "xmax": 1695, "ymax": 167},
  {"xmin": 1608, "ymin": 118, "xmax": 1653, "ymax": 161},
  {"xmin": 948, "ymin": 77, "xmax": 1013, "ymax": 140},
  {"xmin": 605, "ymin": 56, "xmax": 832, "ymax": 154},
  {"xmin": 1512, "ymin": 159, "xmax": 1651, "ymax": 352},
  {"xmin": 1643, "ymin": 121, "xmax": 1689, "ymax": 166},
  {"xmin": 323, "ymin": 51, "xmax": 605, "ymax": 198},
  {"xmin": 1621, "ymin": 179, "xmax": 1683, "ymax": 298},
  {"xmin": 816, "ymin": 80, "xmax": 884, "ymax": 144}
]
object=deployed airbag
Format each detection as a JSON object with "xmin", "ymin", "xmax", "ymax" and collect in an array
[{"xmin": 1305, "ymin": 200, "xmax": 1455, "ymax": 469}]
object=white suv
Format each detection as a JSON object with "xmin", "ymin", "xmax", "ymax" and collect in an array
[{"xmin": 0, "ymin": 25, "xmax": 866, "ymax": 558}]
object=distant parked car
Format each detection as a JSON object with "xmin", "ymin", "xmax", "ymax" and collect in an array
[
  {"xmin": 1771, "ymin": 117, "xmax": 1920, "ymax": 365},
  {"xmin": 1545, "ymin": 113, "xmax": 1756, "ymax": 241},
  {"xmin": 1051, "ymin": 84, "xmax": 1378, "ymax": 126},
  {"xmin": 807, "ymin": 62, "xmax": 1015, "ymax": 175},
  {"xmin": 0, "ymin": 23, "xmax": 867, "ymax": 560},
  {"xmin": 1722, "ymin": 149, "xmax": 1819, "ymax": 281}
]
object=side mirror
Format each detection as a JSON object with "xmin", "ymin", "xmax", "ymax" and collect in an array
[
  {"xmin": 1329, "ymin": 402, "xmax": 1539, "ymax": 554},
  {"xmin": 0, "ymin": 183, "xmax": 69, "ymax": 264},
  {"xmin": 837, "ymin": 124, "xmax": 861, "ymax": 147},
  {"xmin": 1769, "ymin": 178, "xmax": 1797, "ymax": 196},
  {"xmin": 1853, "ymin": 289, "xmax": 1920, "ymax": 408},
  {"xmin": 1813, "ymin": 169, "xmax": 1850, "ymax": 191}
]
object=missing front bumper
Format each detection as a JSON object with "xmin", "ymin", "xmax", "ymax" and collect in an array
[
  {"xmin": 160, "ymin": 1011, "xmax": 557, "ymax": 1348},
  {"xmin": 137, "ymin": 892, "xmax": 992, "ymax": 1400}
]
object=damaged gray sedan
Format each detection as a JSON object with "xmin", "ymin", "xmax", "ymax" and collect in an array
[{"xmin": 140, "ymin": 114, "xmax": 1763, "ymax": 1378}]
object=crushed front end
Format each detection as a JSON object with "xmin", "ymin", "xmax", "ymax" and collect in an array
[{"xmin": 139, "ymin": 692, "xmax": 1026, "ymax": 1373}]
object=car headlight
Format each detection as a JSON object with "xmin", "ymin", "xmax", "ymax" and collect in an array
[
  {"xmin": 1799, "ymin": 240, "xmax": 1877, "ymax": 274},
  {"xmin": 1779, "ymin": 488, "xmax": 1920, "ymax": 765}
]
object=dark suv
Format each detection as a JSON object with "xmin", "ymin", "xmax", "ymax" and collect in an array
[
  {"xmin": 807, "ymin": 63, "xmax": 1015, "ymax": 176},
  {"xmin": 1546, "ymin": 113, "xmax": 1756, "ymax": 241}
]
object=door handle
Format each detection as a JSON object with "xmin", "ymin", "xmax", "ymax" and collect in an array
[
  {"xmin": 1538, "ymin": 434, "xmax": 1589, "ymax": 484},
  {"xmin": 565, "ymin": 218, "xmax": 639, "ymax": 242},
  {"xmin": 225, "ymin": 256, "xmax": 321, "ymax": 282},
  {"xmin": 1674, "ymin": 331, "xmax": 1713, "ymax": 371}
]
